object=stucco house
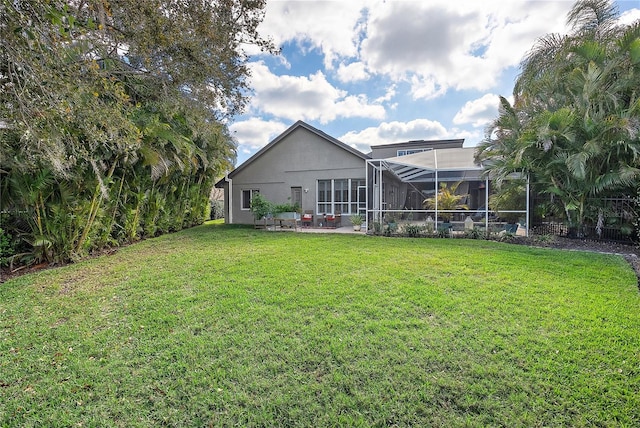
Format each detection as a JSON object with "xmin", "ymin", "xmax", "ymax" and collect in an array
[
  {"xmin": 216, "ymin": 120, "xmax": 369, "ymax": 225},
  {"xmin": 216, "ymin": 120, "xmax": 529, "ymax": 232}
]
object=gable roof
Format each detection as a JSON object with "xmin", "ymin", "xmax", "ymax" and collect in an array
[{"xmin": 217, "ymin": 120, "xmax": 369, "ymax": 186}]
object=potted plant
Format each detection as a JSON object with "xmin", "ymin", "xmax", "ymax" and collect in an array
[
  {"xmin": 273, "ymin": 201, "xmax": 301, "ymax": 216},
  {"xmin": 249, "ymin": 193, "xmax": 273, "ymax": 228},
  {"xmin": 422, "ymin": 181, "xmax": 468, "ymax": 224},
  {"xmin": 350, "ymin": 213, "xmax": 364, "ymax": 231},
  {"xmin": 272, "ymin": 200, "xmax": 301, "ymax": 229}
]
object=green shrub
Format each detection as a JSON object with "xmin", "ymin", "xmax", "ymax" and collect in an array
[
  {"xmin": 250, "ymin": 193, "xmax": 273, "ymax": 220},
  {"xmin": 273, "ymin": 202, "xmax": 300, "ymax": 214},
  {"xmin": 0, "ymin": 227, "xmax": 15, "ymax": 267},
  {"xmin": 436, "ymin": 226, "xmax": 450, "ymax": 238},
  {"xmin": 210, "ymin": 200, "xmax": 224, "ymax": 220},
  {"xmin": 463, "ymin": 227, "xmax": 484, "ymax": 240},
  {"xmin": 384, "ymin": 222, "xmax": 398, "ymax": 236},
  {"xmin": 402, "ymin": 223, "xmax": 424, "ymax": 237}
]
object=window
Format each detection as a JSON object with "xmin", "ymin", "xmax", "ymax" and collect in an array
[
  {"xmin": 317, "ymin": 180, "xmax": 331, "ymax": 213},
  {"xmin": 334, "ymin": 179, "xmax": 349, "ymax": 213},
  {"xmin": 350, "ymin": 179, "xmax": 366, "ymax": 214},
  {"xmin": 317, "ymin": 178, "xmax": 364, "ymax": 214},
  {"xmin": 241, "ymin": 189, "xmax": 259, "ymax": 210},
  {"xmin": 397, "ymin": 148, "xmax": 431, "ymax": 156}
]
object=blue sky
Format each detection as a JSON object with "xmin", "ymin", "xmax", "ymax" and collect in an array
[{"xmin": 230, "ymin": 0, "xmax": 640, "ymax": 166}]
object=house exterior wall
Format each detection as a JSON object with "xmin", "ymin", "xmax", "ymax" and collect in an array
[
  {"xmin": 228, "ymin": 126, "xmax": 366, "ymax": 224},
  {"xmin": 370, "ymin": 139, "xmax": 463, "ymax": 159}
]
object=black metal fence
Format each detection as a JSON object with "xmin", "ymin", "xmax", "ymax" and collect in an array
[{"xmin": 531, "ymin": 196, "xmax": 637, "ymax": 244}]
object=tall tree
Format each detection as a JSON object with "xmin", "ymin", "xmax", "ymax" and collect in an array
[
  {"xmin": 477, "ymin": 0, "xmax": 640, "ymax": 230},
  {"xmin": 1, "ymin": 0, "xmax": 272, "ymax": 264}
]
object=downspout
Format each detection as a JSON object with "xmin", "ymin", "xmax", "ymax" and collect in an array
[
  {"xmin": 227, "ymin": 173, "xmax": 233, "ymax": 224},
  {"xmin": 365, "ymin": 159, "xmax": 369, "ymax": 231}
]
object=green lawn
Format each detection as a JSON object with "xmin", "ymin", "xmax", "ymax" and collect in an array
[{"xmin": 1, "ymin": 223, "xmax": 639, "ymax": 427}]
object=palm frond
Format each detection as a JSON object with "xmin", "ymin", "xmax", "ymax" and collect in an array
[{"xmin": 567, "ymin": 0, "xmax": 618, "ymax": 37}]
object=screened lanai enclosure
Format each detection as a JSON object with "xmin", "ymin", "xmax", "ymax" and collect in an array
[{"xmin": 365, "ymin": 148, "xmax": 530, "ymax": 235}]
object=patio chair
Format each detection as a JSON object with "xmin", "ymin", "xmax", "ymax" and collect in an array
[
  {"xmin": 326, "ymin": 209, "xmax": 342, "ymax": 228},
  {"xmin": 504, "ymin": 223, "xmax": 518, "ymax": 234},
  {"xmin": 302, "ymin": 210, "xmax": 314, "ymax": 227}
]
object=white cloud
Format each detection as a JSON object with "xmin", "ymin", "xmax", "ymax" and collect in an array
[
  {"xmin": 258, "ymin": 1, "xmax": 367, "ymax": 68},
  {"xmin": 248, "ymin": 61, "xmax": 385, "ymax": 124},
  {"xmin": 254, "ymin": 1, "xmax": 579, "ymax": 101},
  {"xmin": 339, "ymin": 118, "xmax": 450, "ymax": 152},
  {"xmin": 457, "ymin": 128, "xmax": 484, "ymax": 147},
  {"xmin": 375, "ymin": 84, "xmax": 397, "ymax": 104},
  {"xmin": 235, "ymin": 0, "xmax": 634, "ymax": 165},
  {"xmin": 409, "ymin": 75, "xmax": 447, "ymax": 101},
  {"xmin": 336, "ymin": 61, "xmax": 369, "ymax": 83},
  {"xmin": 229, "ymin": 118, "xmax": 288, "ymax": 151},
  {"xmin": 359, "ymin": 1, "xmax": 573, "ymax": 99},
  {"xmin": 333, "ymin": 95, "xmax": 386, "ymax": 122},
  {"xmin": 255, "ymin": 1, "xmax": 628, "ymax": 103},
  {"xmin": 453, "ymin": 94, "xmax": 500, "ymax": 128},
  {"xmin": 338, "ymin": 117, "xmax": 489, "ymax": 153},
  {"xmin": 619, "ymin": 8, "xmax": 640, "ymax": 26}
]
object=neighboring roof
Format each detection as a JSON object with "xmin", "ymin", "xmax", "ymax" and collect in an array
[
  {"xmin": 216, "ymin": 120, "xmax": 369, "ymax": 187},
  {"xmin": 377, "ymin": 147, "xmax": 483, "ymax": 182},
  {"xmin": 369, "ymin": 139, "xmax": 464, "ymax": 150}
]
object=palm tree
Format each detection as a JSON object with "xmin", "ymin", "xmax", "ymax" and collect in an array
[
  {"xmin": 478, "ymin": 0, "xmax": 640, "ymax": 230},
  {"xmin": 422, "ymin": 181, "xmax": 469, "ymax": 222},
  {"xmin": 475, "ymin": 96, "xmax": 529, "ymax": 184}
]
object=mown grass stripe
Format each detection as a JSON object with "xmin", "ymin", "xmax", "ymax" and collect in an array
[{"xmin": 1, "ymin": 223, "xmax": 638, "ymax": 427}]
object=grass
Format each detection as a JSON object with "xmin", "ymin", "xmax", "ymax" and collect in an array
[{"xmin": 1, "ymin": 222, "xmax": 639, "ymax": 427}]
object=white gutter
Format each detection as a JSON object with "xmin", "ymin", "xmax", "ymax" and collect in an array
[
  {"xmin": 365, "ymin": 159, "xmax": 369, "ymax": 231},
  {"xmin": 227, "ymin": 174, "xmax": 233, "ymax": 224}
]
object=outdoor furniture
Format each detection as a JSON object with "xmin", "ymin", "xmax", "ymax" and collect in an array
[
  {"xmin": 504, "ymin": 223, "xmax": 518, "ymax": 234},
  {"xmin": 273, "ymin": 212, "xmax": 300, "ymax": 231},
  {"xmin": 302, "ymin": 210, "xmax": 313, "ymax": 227},
  {"xmin": 326, "ymin": 210, "xmax": 341, "ymax": 228}
]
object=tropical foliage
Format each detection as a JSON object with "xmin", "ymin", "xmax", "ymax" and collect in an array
[
  {"xmin": 249, "ymin": 194, "xmax": 301, "ymax": 223},
  {"xmin": 249, "ymin": 193, "xmax": 274, "ymax": 222},
  {"xmin": 422, "ymin": 181, "xmax": 469, "ymax": 221},
  {"xmin": 0, "ymin": 0, "xmax": 273, "ymax": 265},
  {"xmin": 489, "ymin": 180, "xmax": 527, "ymax": 224},
  {"xmin": 476, "ymin": 0, "xmax": 640, "ymax": 232}
]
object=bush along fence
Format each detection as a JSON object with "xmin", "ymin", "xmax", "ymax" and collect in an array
[{"xmin": 531, "ymin": 196, "xmax": 638, "ymax": 244}]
